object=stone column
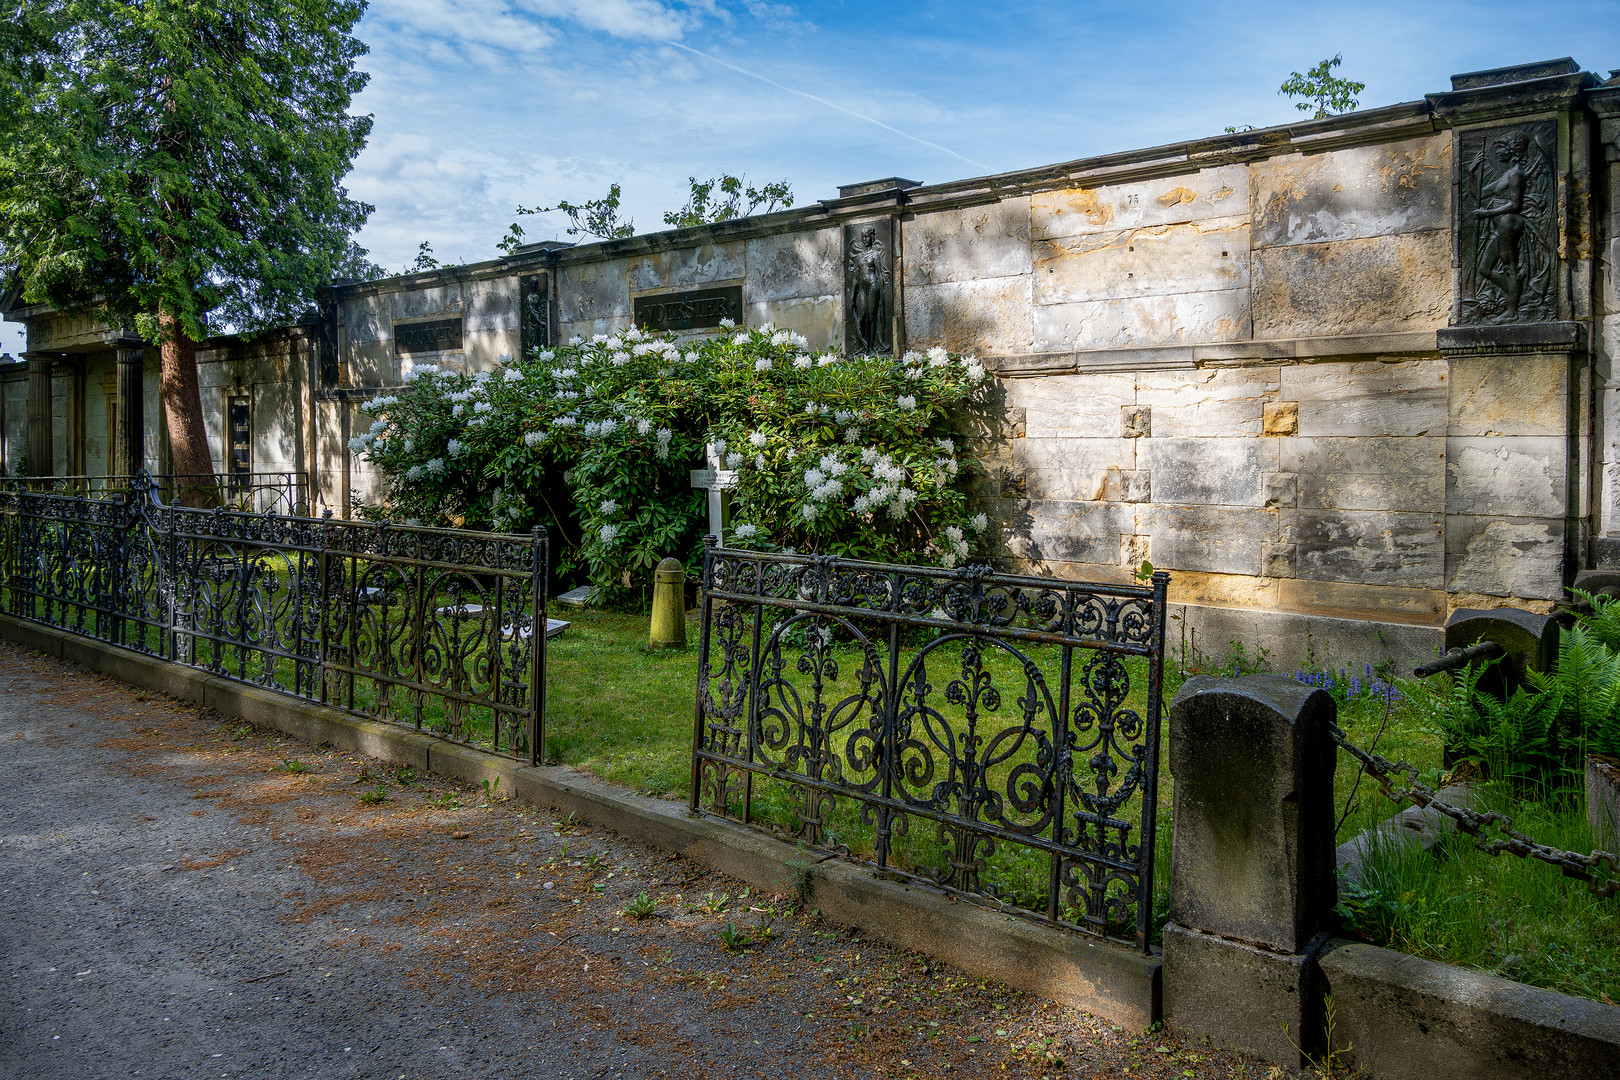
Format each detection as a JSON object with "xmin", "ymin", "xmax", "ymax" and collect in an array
[
  {"xmin": 115, "ymin": 346, "xmax": 145, "ymax": 477},
  {"xmin": 24, "ymin": 353, "xmax": 52, "ymax": 477},
  {"xmin": 1162, "ymin": 674, "xmax": 1338, "ymax": 1067}
]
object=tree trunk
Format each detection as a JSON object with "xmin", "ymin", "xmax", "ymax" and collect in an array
[{"xmin": 159, "ymin": 306, "xmax": 217, "ymax": 506}]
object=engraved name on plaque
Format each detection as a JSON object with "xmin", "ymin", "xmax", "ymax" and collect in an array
[
  {"xmin": 394, "ymin": 317, "xmax": 464, "ymax": 357},
  {"xmin": 633, "ymin": 285, "xmax": 744, "ymax": 333}
]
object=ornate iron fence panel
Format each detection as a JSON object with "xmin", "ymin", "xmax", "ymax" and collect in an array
[
  {"xmin": 690, "ymin": 540, "xmax": 1170, "ymax": 950},
  {"xmin": 0, "ymin": 474, "xmax": 548, "ymax": 764},
  {"xmin": 1, "ymin": 472, "xmax": 310, "ymax": 515}
]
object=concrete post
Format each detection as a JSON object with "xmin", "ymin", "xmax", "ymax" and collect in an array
[
  {"xmin": 115, "ymin": 347, "xmax": 145, "ymax": 477},
  {"xmin": 648, "ymin": 557, "xmax": 686, "ymax": 649},
  {"xmin": 24, "ymin": 353, "xmax": 52, "ymax": 477},
  {"xmin": 1163, "ymin": 674, "xmax": 1338, "ymax": 1068}
]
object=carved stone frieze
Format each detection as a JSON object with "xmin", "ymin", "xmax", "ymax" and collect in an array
[
  {"xmin": 1456, "ymin": 120, "xmax": 1558, "ymax": 325},
  {"xmin": 843, "ymin": 218, "xmax": 894, "ymax": 355}
]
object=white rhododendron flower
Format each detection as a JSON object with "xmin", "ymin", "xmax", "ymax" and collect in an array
[
  {"xmin": 897, "ymin": 395, "xmax": 917, "ymax": 411},
  {"xmin": 447, "ymin": 439, "xmax": 464, "ymax": 457},
  {"xmin": 749, "ymin": 431, "xmax": 767, "ymax": 447},
  {"xmin": 553, "ymin": 416, "xmax": 577, "ymax": 428},
  {"xmin": 927, "ymin": 346, "xmax": 949, "ymax": 367},
  {"xmin": 599, "ymin": 498, "xmax": 618, "ymax": 515},
  {"xmin": 636, "ymin": 419, "xmax": 652, "ymax": 436},
  {"xmin": 944, "ymin": 525, "xmax": 964, "ymax": 544},
  {"xmin": 426, "ymin": 457, "xmax": 446, "ymax": 475},
  {"xmin": 800, "ymin": 503, "xmax": 818, "ymax": 522},
  {"xmin": 733, "ymin": 523, "xmax": 758, "ymax": 539},
  {"xmin": 523, "ymin": 431, "xmax": 546, "ymax": 446},
  {"xmin": 718, "ymin": 317, "xmax": 735, "ymax": 329},
  {"xmin": 598, "ymin": 523, "xmax": 619, "ymax": 546},
  {"xmin": 793, "ymin": 356, "xmax": 812, "ymax": 369},
  {"xmin": 754, "ymin": 358, "xmax": 772, "ymax": 372},
  {"xmin": 504, "ymin": 367, "xmax": 523, "ymax": 382}
]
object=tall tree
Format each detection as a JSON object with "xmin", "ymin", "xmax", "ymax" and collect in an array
[{"xmin": 0, "ymin": 0, "xmax": 374, "ymax": 489}]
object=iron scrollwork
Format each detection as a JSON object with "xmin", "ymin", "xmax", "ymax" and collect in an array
[
  {"xmin": 692, "ymin": 541, "xmax": 1169, "ymax": 950},
  {"xmin": 0, "ymin": 471, "xmax": 549, "ymax": 764}
]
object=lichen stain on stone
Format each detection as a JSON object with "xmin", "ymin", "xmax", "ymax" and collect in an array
[
  {"xmin": 1157, "ymin": 187, "xmax": 1197, "ymax": 207},
  {"xmin": 1054, "ymin": 188, "xmax": 1113, "ymax": 228}
]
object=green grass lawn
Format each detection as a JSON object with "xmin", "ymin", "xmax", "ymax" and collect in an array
[{"xmin": 544, "ymin": 605, "xmax": 1168, "ymax": 942}]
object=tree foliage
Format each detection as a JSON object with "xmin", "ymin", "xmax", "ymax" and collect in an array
[
  {"xmin": 0, "ymin": 0, "xmax": 375, "ymax": 337},
  {"xmin": 662, "ymin": 175, "xmax": 793, "ymax": 229},
  {"xmin": 507, "ymin": 174, "xmax": 794, "ymax": 245},
  {"xmin": 0, "ymin": 0, "xmax": 374, "ymax": 481},
  {"xmin": 1279, "ymin": 54, "xmax": 1364, "ymax": 119}
]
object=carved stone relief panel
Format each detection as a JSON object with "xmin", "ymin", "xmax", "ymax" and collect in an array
[
  {"xmin": 843, "ymin": 218, "xmax": 895, "ymax": 355},
  {"xmin": 520, "ymin": 273, "xmax": 550, "ymax": 358},
  {"xmin": 1457, "ymin": 119, "xmax": 1558, "ymax": 325}
]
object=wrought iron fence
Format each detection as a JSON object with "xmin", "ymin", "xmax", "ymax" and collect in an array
[
  {"xmin": 690, "ymin": 539, "xmax": 1171, "ymax": 950},
  {"xmin": 2, "ymin": 472, "xmax": 310, "ymax": 515},
  {"xmin": 0, "ymin": 474, "xmax": 548, "ymax": 763}
]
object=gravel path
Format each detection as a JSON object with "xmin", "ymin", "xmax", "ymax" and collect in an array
[{"xmin": 0, "ymin": 642, "xmax": 1266, "ymax": 1080}]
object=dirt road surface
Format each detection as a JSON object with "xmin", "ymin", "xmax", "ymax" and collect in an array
[{"xmin": 0, "ymin": 642, "xmax": 1267, "ymax": 1079}]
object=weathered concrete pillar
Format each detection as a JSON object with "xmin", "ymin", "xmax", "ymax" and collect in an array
[
  {"xmin": 1163, "ymin": 674, "xmax": 1338, "ymax": 1068},
  {"xmin": 115, "ymin": 346, "xmax": 145, "ymax": 477},
  {"xmin": 24, "ymin": 353, "xmax": 52, "ymax": 477}
]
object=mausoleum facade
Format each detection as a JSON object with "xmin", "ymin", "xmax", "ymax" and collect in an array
[{"xmin": 6, "ymin": 58, "xmax": 1620, "ymax": 669}]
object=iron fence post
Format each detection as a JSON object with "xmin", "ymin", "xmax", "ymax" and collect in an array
[
  {"xmin": 689, "ymin": 535, "xmax": 718, "ymax": 812},
  {"xmin": 529, "ymin": 526, "xmax": 547, "ymax": 768},
  {"xmin": 1136, "ymin": 569, "xmax": 1171, "ymax": 952}
]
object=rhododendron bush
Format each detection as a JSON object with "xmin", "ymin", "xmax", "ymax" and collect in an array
[{"xmin": 352, "ymin": 323, "xmax": 991, "ymax": 606}]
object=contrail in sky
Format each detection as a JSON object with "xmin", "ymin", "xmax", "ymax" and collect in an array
[{"xmin": 666, "ymin": 41, "xmax": 992, "ymax": 174}]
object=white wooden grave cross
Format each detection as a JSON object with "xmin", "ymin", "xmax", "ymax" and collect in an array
[{"xmin": 689, "ymin": 442, "xmax": 738, "ymax": 545}]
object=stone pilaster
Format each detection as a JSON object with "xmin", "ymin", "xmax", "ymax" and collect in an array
[
  {"xmin": 24, "ymin": 353, "xmax": 52, "ymax": 477},
  {"xmin": 1440, "ymin": 324, "xmax": 1586, "ymax": 608},
  {"xmin": 115, "ymin": 345, "xmax": 145, "ymax": 476}
]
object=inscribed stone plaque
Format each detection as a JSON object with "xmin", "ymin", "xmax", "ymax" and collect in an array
[
  {"xmin": 520, "ymin": 273, "xmax": 549, "ymax": 358},
  {"xmin": 633, "ymin": 286, "xmax": 743, "ymax": 332},
  {"xmin": 394, "ymin": 317, "xmax": 464, "ymax": 357},
  {"xmin": 843, "ymin": 218, "xmax": 895, "ymax": 355},
  {"xmin": 1457, "ymin": 120, "xmax": 1557, "ymax": 326}
]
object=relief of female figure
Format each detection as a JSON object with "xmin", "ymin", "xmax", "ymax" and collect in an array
[{"xmin": 848, "ymin": 225, "xmax": 891, "ymax": 354}]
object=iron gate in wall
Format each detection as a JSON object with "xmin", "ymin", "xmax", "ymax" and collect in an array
[
  {"xmin": 0, "ymin": 473, "xmax": 549, "ymax": 763},
  {"xmin": 690, "ymin": 539, "xmax": 1170, "ymax": 949}
]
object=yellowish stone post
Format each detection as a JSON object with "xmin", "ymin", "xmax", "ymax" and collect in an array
[{"xmin": 648, "ymin": 557, "xmax": 687, "ymax": 649}]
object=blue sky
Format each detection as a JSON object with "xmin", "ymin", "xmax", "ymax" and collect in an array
[
  {"xmin": 4, "ymin": 0, "xmax": 1618, "ymax": 357},
  {"xmin": 344, "ymin": 0, "xmax": 1620, "ymax": 268}
]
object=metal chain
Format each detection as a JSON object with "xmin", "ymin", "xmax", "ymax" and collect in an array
[{"xmin": 1327, "ymin": 720, "xmax": 1620, "ymax": 899}]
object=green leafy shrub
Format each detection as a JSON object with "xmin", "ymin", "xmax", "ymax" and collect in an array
[
  {"xmin": 1429, "ymin": 591, "xmax": 1620, "ymax": 789},
  {"xmin": 352, "ymin": 323, "xmax": 991, "ymax": 607}
]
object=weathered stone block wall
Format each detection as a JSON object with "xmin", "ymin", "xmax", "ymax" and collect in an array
[
  {"xmin": 892, "ymin": 134, "xmax": 1455, "ymax": 667},
  {"xmin": 554, "ymin": 229, "xmax": 844, "ymax": 348}
]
